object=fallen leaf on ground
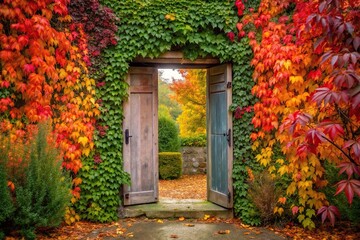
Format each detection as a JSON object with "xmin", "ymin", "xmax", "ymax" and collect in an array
[
  {"xmin": 159, "ymin": 174, "xmax": 206, "ymax": 199},
  {"xmin": 243, "ymin": 231, "xmax": 251, "ymax": 235},
  {"xmin": 217, "ymin": 230, "xmax": 230, "ymax": 234},
  {"xmin": 178, "ymin": 217, "xmax": 185, "ymax": 221},
  {"xmin": 157, "ymin": 219, "xmax": 164, "ymax": 224},
  {"xmin": 241, "ymin": 223, "xmax": 250, "ymax": 228},
  {"xmin": 116, "ymin": 228, "xmax": 125, "ymax": 235},
  {"xmin": 170, "ymin": 234, "xmax": 179, "ymax": 238},
  {"xmin": 184, "ymin": 223, "xmax": 195, "ymax": 227},
  {"xmin": 203, "ymin": 214, "xmax": 210, "ymax": 220}
]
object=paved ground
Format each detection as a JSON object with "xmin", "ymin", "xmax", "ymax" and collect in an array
[{"xmin": 83, "ymin": 218, "xmax": 285, "ymax": 240}]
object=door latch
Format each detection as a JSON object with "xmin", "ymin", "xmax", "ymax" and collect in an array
[
  {"xmin": 125, "ymin": 129, "xmax": 132, "ymax": 145},
  {"xmin": 226, "ymin": 129, "xmax": 231, "ymax": 147}
]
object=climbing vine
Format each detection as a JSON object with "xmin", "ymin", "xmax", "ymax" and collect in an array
[
  {"xmin": 0, "ymin": 0, "xmax": 104, "ymax": 224},
  {"xmin": 74, "ymin": 0, "xmax": 259, "ymax": 223},
  {"xmin": 239, "ymin": 0, "xmax": 359, "ymax": 228}
]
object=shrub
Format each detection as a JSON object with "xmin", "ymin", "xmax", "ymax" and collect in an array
[
  {"xmin": 0, "ymin": 123, "xmax": 72, "ymax": 239},
  {"xmin": 248, "ymin": 171, "xmax": 281, "ymax": 224},
  {"xmin": 159, "ymin": 152, "xmax": 182, "ymax": 180},
  {"xmin": 158, "ymin": 117, "xmax": 180, "ymax": 152},
  {"xmin": 0, "ymin": 163, "xmax": 14, "ymax": 239},
  {"xmin": 322, "ymin": 162, "xmax": 360, "ymax": 223},
  {"xmin": 180, "ymin": 135, "xmax": 206, "ymax": 147}
]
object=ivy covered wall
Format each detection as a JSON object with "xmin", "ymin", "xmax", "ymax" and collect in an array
[{"xmin": 76, "ymin": 0, "xmax": 260, "ymax": 223}]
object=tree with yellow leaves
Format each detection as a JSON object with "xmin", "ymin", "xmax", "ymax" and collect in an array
[{"xmin": 170, "ymin": 69, "xmax": 206, "ymax": 137}]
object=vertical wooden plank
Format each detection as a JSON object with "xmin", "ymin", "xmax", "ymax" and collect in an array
[{"xmin": 123, "ymin": 67, "xmax": 158, "ymax": 205}]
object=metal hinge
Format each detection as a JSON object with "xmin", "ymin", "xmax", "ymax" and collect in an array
[
  {"xmin": 227, "ymin": 82, "xmax": 232, "ymax": 88},
  {"xmin": 124, "ymin": 193, "xmax": 129, "ymax": 199},
  {"xmin": 227, "ymin": 191, "xmax": 231, "ymax": 203}
]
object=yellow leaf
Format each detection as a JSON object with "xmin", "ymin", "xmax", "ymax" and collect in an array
[
  {"xmin": 289, "ymin": 76, "xmax": 304, "ymax": 84},
  {"xmin": 178, "ymin": 217, "xmax": 185, "ymax": 221},
  {"xmin": 78, "ymin": 136, "xmax": 89, "ymax": 146},
  {"xmin": 252, "ymin": 141, "xmax": 260, "ymax": 150},
  {"xmin": 276, "ymin": 158, "xmax": 284, "ymax": 165},
  {"xmin": 66, "ymin": 64, "xmax": 73, "ymax": 72},
  {"xmin": 82, "ymin": 147, "xmax": 91, "ymax": 156},
  {"xmin": 165, "ymin": 13, "xmax": 176, "ymax": 21},
  {"xmin": 157, "ymin": 219, "xmax": 163, "ymax": 224},
  {"xmin": 283, "ymin": 60, "xmax": 292, "ymax": 70},
  {"xmin": 273, "ymin": 206, "xmax": 278, "ymax": 214},
  {"xmin": 59, "ymin": 69, "xmax": 68, "ymax": 79},
  {"xmin": 278, "ymin": 165, "xmax": 288, "ymax": 176},
  {"xmin": 268, "ymin": 166, "xmax": 276, "ymax": 173},
  {"xmin": 203, "ymin": 214, "xmax": 210, "ymax": 220},
  {"xmin": 71, "ymin": 131, "xmax": 80, "ymax": 139},
  {"xmin": 287, "ymin": 182, "xmax": 296, "ymax": 195}
]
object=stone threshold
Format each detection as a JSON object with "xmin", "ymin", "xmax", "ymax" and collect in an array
[{"xmin": 121, "ymin": 198, "xmax": 233, "ymax": 219}]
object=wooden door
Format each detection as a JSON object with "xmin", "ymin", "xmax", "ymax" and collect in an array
[
  {"xmin": 123, "ymin": 67, "xmax": 158, "ymax": 205},
  {"xmin": 207, "ymin": 64, "xmax": 233, "ymax": 208}
]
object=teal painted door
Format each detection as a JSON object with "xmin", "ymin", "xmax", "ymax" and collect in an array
[{"xmin": 207, "ymin": 64, "xmax": 233, "ymax": 208}]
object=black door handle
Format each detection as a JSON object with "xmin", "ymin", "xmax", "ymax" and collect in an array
[
  {"xmin": 125, "ymin": 129, "xmax": 132, "ymax": 145},
  {"xmin": 226, "ymin": 129, "xmax": 231, "ymax": 147}
]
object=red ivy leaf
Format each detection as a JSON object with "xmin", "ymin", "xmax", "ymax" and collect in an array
[
  {"xmin": 312, "ymin": 87, "xmax": 348, "ymax": 105},
  {"xmin": 353, "ymin": 36, "xmax": 360, "ymax": 51},
  {"xmin": 23, "ymin": 64, "xmax": 35, "ymax": 75},
  {"xmin": 297, "ymin": 143, "xmax": 316, "ymax": 157},
  {"xmin": 227, "ymin": 32, "xmax": 235, "ymax": 42},
  {"xmin": 337, "ymin": 162, "xmax": 360, "ymax": 179},
  {"xmin": 317, "ymin": 205, "xmax": 340, "ymax": 226},
  {"xmin": 306, "ymin": 128, "xmax": 324, "ymax": 146},
  {"xmin": 292, "ymin": 206, "xmax": 299, "ymax": 215},
  {"xmin": 280, "ymin": 111, "xmax": 312, "ymax": 134},
  {"xmin": 335, "ymin": 179, "xmax": 360, "ymax": 204},
  {"xmin": 343, "ymin": 139, "xmax": 360, "ymax": 158},
  {"xmin": 320, "ymin": 121, "xmax": 344, "ymax": 140},
  {"xmin": 349, "ymin": 85, "xmax": 360, "ymax": 109}
]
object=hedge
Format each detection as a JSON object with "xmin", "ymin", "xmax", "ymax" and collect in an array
[{"xmin": 159, "ymin": 152, "xmax": 182, "ymax": 180}]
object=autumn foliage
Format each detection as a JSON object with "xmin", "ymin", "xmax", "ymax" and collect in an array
[
  {"xmin": 0, "ymin": 0, "xmax": 99, "ymax": 209},
  {"xmin": 238, "ymin": 0, "xmax": 360, "ymax": 228},
  {"xmin": 170, "ymin": 69, "xmax": 207, "ymax": 137}
]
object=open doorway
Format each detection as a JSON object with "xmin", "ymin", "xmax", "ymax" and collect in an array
[
  {"xmin": 122, "ymin": 53, "xmax": 233, "ymax": 209},
  {"xmin": 158, "ymin": 68, "xmax": 207, "ymax": 201}
]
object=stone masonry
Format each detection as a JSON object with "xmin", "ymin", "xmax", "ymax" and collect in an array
[{"xmin": 181, "ymin": 147, "xmax": 207, "ymax": 175}]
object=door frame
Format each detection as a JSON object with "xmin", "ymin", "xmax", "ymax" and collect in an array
[{"xmin": 127, "ymin": 51, "xmax": 233, "ymax": 207}]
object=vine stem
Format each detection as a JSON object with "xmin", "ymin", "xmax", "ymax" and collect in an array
[{"xmin": 321, "ymin": 134, "xmax": 356, "ymax": 165}]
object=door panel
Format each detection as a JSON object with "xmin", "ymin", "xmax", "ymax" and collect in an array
[
  {"xmin": 123, "ymin": 67, "xmax": 158, "ymax": 205},
  {"xmin": 207, "ymin": 64, "xmax": 233, "ymax": 208}
]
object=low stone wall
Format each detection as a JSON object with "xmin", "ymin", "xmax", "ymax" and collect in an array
[{"xmin": 181, "ymin": 146, "xmax": 207, "ymax": 175}]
